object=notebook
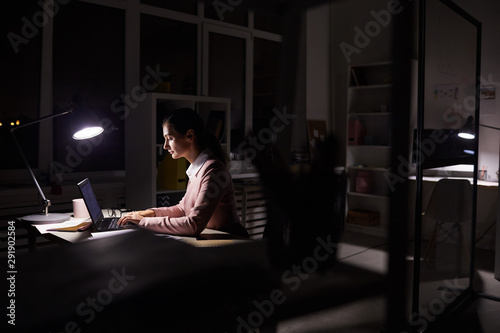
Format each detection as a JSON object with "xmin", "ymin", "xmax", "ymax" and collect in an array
[{"xmin": 77, "ymin": 178, "xmax": 136, "ymax": 231}]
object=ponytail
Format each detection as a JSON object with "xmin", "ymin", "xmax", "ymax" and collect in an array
[
  {"xmin": 163, "ymin": 108, "xmax": 228, "ymax": 165},
  {"xmin": 201, "ymin": 132, "xmax": 228, "ymax": 165}
]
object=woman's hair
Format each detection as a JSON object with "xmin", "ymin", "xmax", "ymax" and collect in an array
[{"xmin": 163, "ymin": 108, "xmax": 228, "ymax": 165}]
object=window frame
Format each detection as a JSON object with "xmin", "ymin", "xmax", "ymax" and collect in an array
[{"xmin": 3, "ymin": 0, "xmax": 282, "ymax": 185}]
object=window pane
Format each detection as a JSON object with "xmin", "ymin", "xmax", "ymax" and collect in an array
[
  {"xmin": 208, "ymin": 32, "xmax": 246, "ymax": 152},
  {"xmin": 253, "ymin": 38, "xmax": 281, "ymax": 134},
  {"xmin": 141, "ymin": 0, "xmax": 198, "ymax": 15},
  {"xmin": 52, "ymin": 1, "xmax": 125, "ymax": 175},
  {"xmin": 204, "ymin": 0, "xmax": 248, "ymax": 27},
  {"xmin": 0, "ymin": 1, "xmax": 42, "ymax": 170},
  {"xmin": 254, "ymin": 9, "xmax": 283, "ymax": 34},
  {"xmin": 140, "ymin": 15, "xmax": 197, "ymax": 95}
]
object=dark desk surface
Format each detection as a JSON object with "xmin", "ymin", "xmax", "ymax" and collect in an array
[{"xmin": 16, "ymin": 229, "xmax": 386, "ymax": 332}]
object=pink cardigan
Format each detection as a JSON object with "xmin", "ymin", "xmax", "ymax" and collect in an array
[{"xmin": 139, "ymin": 157, "xmax": 241, "ymax": 236}]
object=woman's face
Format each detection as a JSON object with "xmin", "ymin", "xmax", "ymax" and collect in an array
[{"xmin": 163, "ymin": 123, "xmax": 191, "ymax": 159}]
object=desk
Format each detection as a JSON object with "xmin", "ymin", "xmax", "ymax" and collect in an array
[
  {"xmin": 16, "ymin": 224, "xmax": 386, "ymax": 333},
  {"xmin": 20, "ymin": 214, "xmax": 251, "ymax": 250}
]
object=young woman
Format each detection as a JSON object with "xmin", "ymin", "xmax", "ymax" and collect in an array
[{"xmin": 118, "ymin": 108, "xmax": 247, "ymax": 237}]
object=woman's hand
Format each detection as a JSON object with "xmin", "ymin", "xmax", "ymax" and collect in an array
[{"xmin": 117, "ymin": 209, "xmax": 155, "ymax": 225}]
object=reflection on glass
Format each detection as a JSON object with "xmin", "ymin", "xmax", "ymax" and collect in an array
[
  {"xmin": 419, "ymin": 179, "xmax": 472, "ymax": 313},
  {"xmin": 416, "ymin": 0, "xmax": 479, "ymax": 325}
]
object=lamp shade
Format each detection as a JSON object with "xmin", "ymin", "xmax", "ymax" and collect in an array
[
  {"xmin": 70, "ymin": 95, "xmax": 104, "ymax": 140},
  {"xmin": 458, "ymin": 115, "xmax": 475, "ymax": 139}
]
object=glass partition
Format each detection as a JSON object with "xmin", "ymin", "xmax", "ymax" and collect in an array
[{"xmin": 413, "ymin": 0, "xmax": 481, "ymax": 330}]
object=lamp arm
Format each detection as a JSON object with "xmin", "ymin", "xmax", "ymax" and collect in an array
[
  {"xmin": 479, "ymin": 124, "xmax": 500, "ymax": 131},
  {"xmin": 11, "ymin": 106, "xmax": 74, "ymax": 132},
  {"xmin": 9, "ymin": 106, "xmax": 75, "ymax": 215},
  {"xmin": 10, "ymin": 131, "xmax": 51, "ymax": 215}
]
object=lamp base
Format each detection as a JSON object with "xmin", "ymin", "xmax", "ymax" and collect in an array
[{"xmin": 21, "ymin": 213, "xmax": 71, "ymax": 224}]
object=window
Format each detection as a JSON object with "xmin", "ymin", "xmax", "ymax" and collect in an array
[
  {"xmin": 254, "ymin": 9, "xmax": 283, "ymax": 34},
  {"xmin": 204, "ymin": 0, "xmax": 248, "ymax": 26},
  {"xmin": 0, "ymin": 1, "xmax": 42, "ymax": 171},
  {"xmin": 52, "ymin": 1, "xmax": 125, "ymax": 176},
  {"xmin": 253, "ymin": 37, "xmax": 281, "ymax": 134},
  {"xmin": 206, "ymin": 30, "xmax": 248, "ymax": 152},
  {"xmin": 0, "ymin": 0, "xmax": 282, "ymax": 181}
]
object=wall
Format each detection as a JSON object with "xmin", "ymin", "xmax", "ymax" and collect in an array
[
  {"xmin": 290, "ymin": 3, "xmax": 333, "ymax": 156},
  {"xmin": 306, "ymin": 3, "xmax": 332, "ymax": 123}
]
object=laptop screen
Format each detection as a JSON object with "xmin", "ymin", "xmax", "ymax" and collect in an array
[{"xmin": 78, "ymin": 178, "xmax": 104, "ymax": 223}]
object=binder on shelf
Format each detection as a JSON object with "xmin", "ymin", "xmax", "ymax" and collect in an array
[
  {"xmin": 355, "ymin": 170, "xmax": 374, "ymax": 194},
  {"xmin": 348, "ymin": 119, "xmax": 366, "ymax": 145},
  {"xmin": 206, "ymin": 110, "xmax": 225, "ymax": 142},
  {"xmin": 157, "ymin": 154, "xmax": 188, "ymax": 190}
]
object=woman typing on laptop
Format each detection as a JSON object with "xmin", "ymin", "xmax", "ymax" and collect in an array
[{"xmin": 117, "ymin": 108, "xmax": 248, "ymax": 238}]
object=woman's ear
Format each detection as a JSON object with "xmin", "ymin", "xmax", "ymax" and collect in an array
[{"xmin": 186, "ymin": 129, "xmax": 195, "ymax": 141}]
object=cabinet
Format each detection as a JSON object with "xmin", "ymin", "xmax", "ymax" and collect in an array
[
  {"xmin": 234, "ymin": 183, "xmax": 268, "ymax": 240},
  {"xmin": 345, "ymin": 62, "xmax": 392, "ymax": 237},
  {"xmin": 125, "ymin": 93, "xmax": 231, "ymax": 209}
]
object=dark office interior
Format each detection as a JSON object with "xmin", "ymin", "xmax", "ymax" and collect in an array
[{"xmin": 1, "ymin": 0, "xmax": 500, "ymax": 332}]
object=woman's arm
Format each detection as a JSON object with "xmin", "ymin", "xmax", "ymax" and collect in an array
[
  {"xmin": 117, "ymin": 190, "xmax": 187, "ymax": 226},
  {"xmin": 137, "ymin": 168, "xmax": 229, "ymax": 235}
]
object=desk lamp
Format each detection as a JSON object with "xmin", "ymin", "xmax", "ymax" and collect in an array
[
  {"xmin": 10, "ymin": 96, "xmax": 104, "ymax": 224},
  {"xmin": 458, "ymin": 115, "xmax": 500, "ymax": 140}
]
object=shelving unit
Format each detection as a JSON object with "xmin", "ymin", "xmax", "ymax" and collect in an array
[
  {"xmin": 345, "ymin": 62, "xmax": 393, "ymax": 237},
  {"xmin": 234, "ymin": 183, "xmax": 268, "ymax": 240}
]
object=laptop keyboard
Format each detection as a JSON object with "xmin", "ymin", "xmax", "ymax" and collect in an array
[{"xmin": 107, "ymin": 217, "xmax": 120, "ymax": 229}]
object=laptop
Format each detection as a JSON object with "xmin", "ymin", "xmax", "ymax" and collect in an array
[{"xmin": 77, "ymin": 178, "xmax": 136, "ymax": 231}]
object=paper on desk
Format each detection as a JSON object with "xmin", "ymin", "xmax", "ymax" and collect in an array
[
  {"xmin": 34, "ymin": 217, "xmax": 91, "ymax": 234},
  {"xmin": 154, "ymin": 233, "xmax": 183, "ymax": 240},
  {"xmin": 89, "ymin": 229, "xmax": 136, "ymax": 240}
]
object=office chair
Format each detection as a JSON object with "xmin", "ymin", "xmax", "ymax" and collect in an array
[{"xmin": 422, "ymin": 178, "xmax": 472, "ymax": 271}]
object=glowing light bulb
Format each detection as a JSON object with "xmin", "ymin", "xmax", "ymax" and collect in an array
[{"xmin": 72, "ymin": 126, "xmax": 104, "ymax": 140}]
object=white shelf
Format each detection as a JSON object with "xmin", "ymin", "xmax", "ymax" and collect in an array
[
  {"xmin": 348, "ymin": 145, "xmax": 391, "ymax": 149},
  {"xmin": 347, "ymin": 192, "xmax": 390, "ymax": 200},
  {"xmin": 157, "ymin": 188, "xmax": 186, "ymax": 194},
  {"xmin": 349, "ymin": 112, "xmax": 392, "ymax": 117},
  {"xmin": 346, "ymin": 62, "xmax": 393, "ymax": 236},
  {"xmin": 344, "ymin": 223, "xmax": 388, "ymax": 238},
  {"xmin": 347, "ymin": 166, "xmax": 390, "ymax": 172},
  {"xmin": 349, "ymin": 83, "xmax": 392, "ymax": 90}
]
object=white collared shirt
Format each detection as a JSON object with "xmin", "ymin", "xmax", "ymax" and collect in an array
[{"xmin": 186, "ymin": 149, "xmax": 209, "ymax": 179}]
